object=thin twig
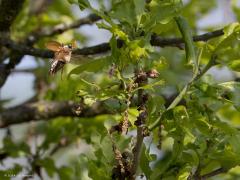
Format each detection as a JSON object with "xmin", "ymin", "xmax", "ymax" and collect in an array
[
  {"xmin": 150, "ymin": 29, "xmax": 224, "ymax": 47},
  {"xmin": 131, "ymin": 70, "xmax": 149, "ymax": 178},
  {"xmin": 131, "ymin": 127, "xmax": 144, "ymax": 177},
  {"xmin": 32, "ymin": 14, "xmax": 101, "ymax": 40}
]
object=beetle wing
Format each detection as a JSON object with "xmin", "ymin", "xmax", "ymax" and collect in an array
[{"xmin": 46, "ymin": 41, "xmax": 62, "ymax": 51}]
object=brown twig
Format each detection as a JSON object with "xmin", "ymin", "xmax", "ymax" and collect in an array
[
  {"xmin": 10, "ymin": 68, "xmax": 37, "ymax": 74},
  {"xmin": 131, "ymin": 69, "xmax": 149, "ymax": 178},
  {"xmin": 32, "ymin": 14, "xmax": 101, "ymax": 40},
  {"xmin": 131, "ymin": 127, "xmax": 144, "ymax": 177},
  {"xmin": 150, "ymin": 29, "xmax": 224, "ymax": 47},
  {"xmin": 110, "ymin": 132, "xmax": 126, "ymax": 180}
]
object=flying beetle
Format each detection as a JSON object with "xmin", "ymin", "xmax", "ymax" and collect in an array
[{"xmin": 46, "ymin": 41, "xmax": 77, "ymax": 76}]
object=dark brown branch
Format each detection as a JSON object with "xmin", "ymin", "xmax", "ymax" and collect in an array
[
  {"xmin": 0, "ymin": 0, "xmax": 24, "ymax": 31},
  {"xmin": 131, "ymin": 70, "xmax": 149, "ymax": 178},
  {"xmin": 150, "ymin": 29, "xmax": 224, "ymax": 47},
  {"xmin": 10, "ymin": 68, "xmax": 37, "ymax": 74},
  {"xmin": 0, "ymin": 100, "xmax": 111, "ymax": 128},
  {"xmin": 0, "ymin": 38, "xmax": 54, "ymax": 58},
  {"xmin": 0, "ymin": 38, "xmax": 111, "ymax": 58},
  {"xmin": 0, "ymin": 87, "xmax": 192, "ymax": 128},
  {"xmin": 32, "ymin": 14, "xmax": 101, "ymax": 40},
  {"xmin": 131, "ymin": 127, "xmax": 144, "ymax": 177},
  {"xmin": 0, "ymin": 0, "xmax": 25, "ymax": 87},
  {"xmin": 73, "ymin": 42, "xmax": 110, "ymax": 55},
  {"xmin": 34, "ymin": 13, "xmax": 222, "ymax": 46}
]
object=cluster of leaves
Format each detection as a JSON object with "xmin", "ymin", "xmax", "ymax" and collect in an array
[{"xmin": 1, "ymin": 0, "xmax": 240, "ymax": 179}]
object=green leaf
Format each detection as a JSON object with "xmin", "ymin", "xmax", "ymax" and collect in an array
[
  {"xmin": 3, "ymin": 137, "xmax": 30, "ymax": 157},
  {"xmin": 67, "ymin": 0, "xmax": 78, "ymax": 4},
  {"xmin": 214, "ymin": 23, "xmax": 240, "ymax": 52},
  {"xmin": 58, "ymin": 166, "xmax": 74, "ymax": 179},
  {"xmin": 228, "ymin": 134, "xmax": 240, "ymax": 154},
  {"xmin": 143, "ymin": 0, "xmax": 182, "ymax": 31},
  {"xmin": 212, "ymin": 119, "xmax": 238, "ymax": 135},
  {"xmin": 140, "ymin": 144, "xmax": 153, "ymax": 179},
  {"xmin": 200, "ymin": 161, "xmax": 221, "ymax": 176},
  {"xmin": 101, "ymin": 135, "xmax": 115, "ymax": 161},
  {"xmin": 78, "ymin": 0, "xmax": 90, "ymax": 10},
  {"xmin": 209, "ymin": 150, "xmax": 240, "ymax": 169},
  {"xmin": 173, "ymin": 105, "xmax": 189, "ymax": 121},
  {"xmin": 171, "ymin": 131, "xmax": 184, "ymax": 162},
  {"xmin": 0, "ymin": 164, "xmax": 22, "ymax": 179},
  {"xmin": 68, "ymin": 56, "xmax": 111, "ymax": 76},
  {"xmin": 133, "ymin": 79, "xmax": 165, "ymax": 91},
  {"xmin": 147, "ymin": 95, "xmax": 165, "ymax": 115},
  {"xmin": 218, "ymin": 81, "xmax": 240, "ymax": 109},
  {"xmin": 182, "ymin": 149, "xmax": 199, "ymax": 167},
  {"xmin": 110, "ymin": 0, "xmax": 136, "ymax": 26},
  {"xmin": 218, "ymin": 81, "xmax": 240, "ymax": 91},
  {"xmin": 228, "ymin": 59, "xmax": 240, "ymax": 71},
  {"xmin": 103, "ymin": 98, "xmax": 127, "ymax": 112},
  {"xmin": 37, "ymin": 158, "xmax": 56, "ymax": 178},
  {"xmin": 175, "ymin": 16, "xmax": 196, "ymax": 66},
  {"xmin": 194, "ymin": 117, "xmax": 211, "ymax": 136},
  {"xmin": 168, "ymin": 85, "xmax": 188, "ymax": 110},
  {"xmin": 110, "ymin": 0, "xmax": 145, "ymax": 26},
  {"xmin": 88, "ymin": 160, "xmax": 110, "ymax": 180},
  {"xmin": 150, "ymin": 151, "xmax": 173, "ymax": 179},
  {"xmin": 178, "ymin": 171, "xmax": 191, "ymax": 180}
]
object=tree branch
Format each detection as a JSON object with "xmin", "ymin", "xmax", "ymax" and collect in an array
[
  {"xmin": 131, "ymin": 70, "xmax": 149, "ymax": 178},
  {"xmin": 0, "ymin": 0, "xmax": 24, "ymax": 31},
  {"xmin": 0, "ymin": 0, "xmax": 25, "ymax": 87},
  {"xmin": 150, "ymin": 29, "xmax": 224, "ymax": 47},
  {"xmin": 32, "ymin": 14, "xmax": 101, "ymax": 40},
  {"xmin": 0, "ymin": 29, "xmax": 224, "ymax": 59},
  {"xmin": 0, "ymin": 89, "xmax": 199, "ymax": 129},
  {"xmin": 0, "ymin": 100, "xmax": 112, "ymax": 128}
]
